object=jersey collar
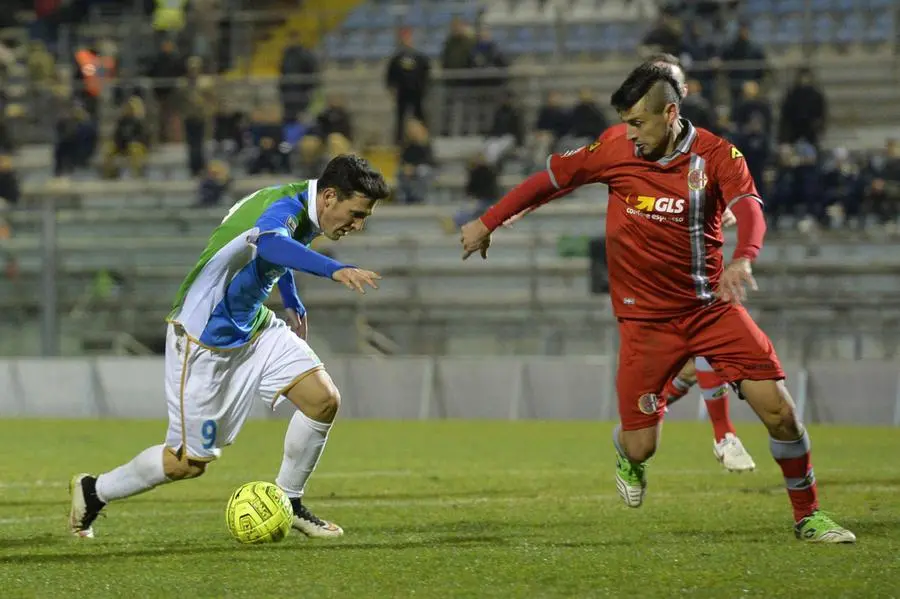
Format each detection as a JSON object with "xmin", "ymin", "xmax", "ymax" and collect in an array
[
  {"xmin": 635, "ymin": 118, "xmax": 698, "ymax": 165},
  {"xmin": 306, "ymin": 178, "xmax": 321, "ymax": 230}
]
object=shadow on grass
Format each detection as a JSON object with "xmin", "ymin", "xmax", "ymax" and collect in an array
[
  {"xmin": 0, "ymin": 533, "xmax": 65, "ymax": 550},
  {"xmin": 0, "ymin": 534, "xmax": 522, "ymax": 564}
]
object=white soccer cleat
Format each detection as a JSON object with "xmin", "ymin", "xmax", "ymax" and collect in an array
[
  {"xmin": 290, "ymin": 500, "xmax": 344, "ymax": 538},
  {"xmin": 713, "ymin": 433, "xmax": 756, "ymax": 472}
]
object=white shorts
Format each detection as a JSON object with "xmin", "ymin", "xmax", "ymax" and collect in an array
[{"xmin": 164, "ymin": 318, "xmax": 322, "ymax": 460}]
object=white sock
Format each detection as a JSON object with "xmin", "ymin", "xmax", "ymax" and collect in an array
[
  {"xmin": 95, "ymin": 444, "xmax": 169, "ymax": 503},
  {"xmin": 275, "ymin": 410, "xmax": 332, "ymax": 499}
]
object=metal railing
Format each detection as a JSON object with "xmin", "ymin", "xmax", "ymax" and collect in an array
[{"xmin": 5, "ymin": 199, "xmax": 900, "ymax": 358}]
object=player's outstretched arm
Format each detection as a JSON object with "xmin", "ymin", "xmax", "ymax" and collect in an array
[
  {"xmin": 257, "ymin": 233, "xmax": 348, "ymax": 279},
  {"xmin": 459, "ymin": 170, "xmax": 559, "ymax": 260},
  {"xmin": 257, "ymin": 233, "xmax": 380, "ymax": 294}
]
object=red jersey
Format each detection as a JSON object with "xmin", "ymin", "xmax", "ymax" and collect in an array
[{"xmin": 546, "ymin": 120, "xmax": 762, "ymax": 319}]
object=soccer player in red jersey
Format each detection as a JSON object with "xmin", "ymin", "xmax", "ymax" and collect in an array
[
  {"xmin": 459, "ymin": 64, "xmax": 855, "ymax": 542},
  {"xmin": 506, "ymin": 53, "xmax": 757, "ymax": 472}
]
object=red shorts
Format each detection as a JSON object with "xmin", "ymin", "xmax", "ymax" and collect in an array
[{"xmin": 616, "ymin": 301, "xmax": 784, "ymax": 431}]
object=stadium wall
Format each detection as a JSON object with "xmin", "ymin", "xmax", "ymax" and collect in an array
[{"xmin": 1, "ymin": 358, "xmax": 899, "ymax": 425}]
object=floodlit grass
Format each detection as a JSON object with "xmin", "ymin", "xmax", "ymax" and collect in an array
[{"xmin": 0, "ymin": 420, "xmax": 896, "ymax": 598}]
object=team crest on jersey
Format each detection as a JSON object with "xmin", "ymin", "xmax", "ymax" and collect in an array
[
  {"xmin": 731, "ymin": 146, "xmax": 744, "ymax": 159},
  {"xmin": 286, "ymin": 215, "xmax": 298, "ymax": 235},
  {"xmin": 687, "ymin": 168, "xmax": 708, "ymax": 191},
  {"xmin": 587, "ymin": 138, "xmax": 603, "ymax": 152},
  {"xmin": 638, "ymin": 393, "xmax": 659, "ymax": 415}
]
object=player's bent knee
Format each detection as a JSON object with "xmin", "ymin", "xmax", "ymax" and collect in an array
[
  {"xmin": 163, "ymin": 447, "xmax": 209, "ymax": 480},
  {"xmin": 741, "ymin": 379, "xmax": 801, "ymax": 438},
  {"xmin": 284, "ymin": 369, "xmax": 341, "ymax": 424}
]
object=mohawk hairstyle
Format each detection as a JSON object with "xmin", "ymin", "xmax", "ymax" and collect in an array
[
  {"xmin": 610, "ymin": 63, "xmax": 683, "ymax": 114},
  {"xmin": 644, "ymin": 52, "xmax": 681, "ymax": 67}
]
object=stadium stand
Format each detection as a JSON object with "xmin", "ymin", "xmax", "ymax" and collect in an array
[{"xmin": 0, "ymin": 0, "xmax": 899, "ymax": 360}]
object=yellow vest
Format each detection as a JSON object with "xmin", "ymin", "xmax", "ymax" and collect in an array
[{"xmin": 153, "ymin": 0, "xmax": 187, "ymax": 31}]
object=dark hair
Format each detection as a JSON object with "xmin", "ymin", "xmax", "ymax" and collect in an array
[
  {"xmin": 319, "ymin": 154, "xmax": 390, "ymax": 203},
  {"xmin": 611, "ymin": 63, "xmax": 683, "ymax": 113}
]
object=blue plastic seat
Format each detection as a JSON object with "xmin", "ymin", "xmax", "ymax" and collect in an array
[{"xmin": 836, "ymin": 13, "xmax": 864, "ymax": 43}]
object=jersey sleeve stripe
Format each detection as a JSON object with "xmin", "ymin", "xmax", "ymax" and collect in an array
[
  {"xmin": 726, "ymin": 194, "xmax": 764, "ymax": 210},
  {"xmin": 545, "ymin": 155, "xmax": 561, "ymax": 189}
]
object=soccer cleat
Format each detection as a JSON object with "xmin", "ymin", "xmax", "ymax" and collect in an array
[
  {"xmin": 615, "ymin": 453, "xmax": 647, "ymax": 508},
  {"xmin": 68, "ymin": 473, "xmax": 105, "ymax": 538},
  {"xmin": 713, "ymin": 433, "xmax": 757, "ymax": 472},
  {"xmin": 290, "ymin": 499, "xmax": 343, "ymax": 538},
  {"xmin": 794, "ymin": 511, "xmax": 856, "ymax": 544}
]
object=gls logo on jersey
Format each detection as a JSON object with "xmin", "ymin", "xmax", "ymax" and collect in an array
[{"xmin": 624, "ymin": 194, "xmax": 686, "ymax": 223}]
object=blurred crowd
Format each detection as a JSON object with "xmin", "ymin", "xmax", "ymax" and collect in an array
[{"xmin": 0, "ymin": 0, "xmax": 897, "ymax": 236}]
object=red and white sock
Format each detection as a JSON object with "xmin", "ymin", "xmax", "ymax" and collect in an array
[
  {"xmin": 662, "ymin": 375, "xmax": 692, "ymax": 404},
  {"xmin": 770, "ymin": 430, "xmax": 819, "ymax": 521},
  {"xmin": 695, "ymin": 357, "xmax": 736, "ymax": 442}
]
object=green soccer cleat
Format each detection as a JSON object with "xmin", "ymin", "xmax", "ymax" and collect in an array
[
  {"xmin": 615, "ymin": 453, "xmax": 647, "ymax": 508},
  {"xmin": 794, "ymin": 511, "xmax": 856, "ymax": 544}
]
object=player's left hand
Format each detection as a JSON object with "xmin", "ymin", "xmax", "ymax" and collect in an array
[
  {"xmin": 460, "ymin": 219, "xmax": 491, "ymax": 260},
  {"xmin": 285, "ymin": 308, "xmax": 307, "ymax": 340},
  {"xmin": 722, "ymin": 208, "xmax": 737, "ymax": 228},
  {"xmin": 717, "ymin": 258, "xmax": 758, "ymax": 305}
]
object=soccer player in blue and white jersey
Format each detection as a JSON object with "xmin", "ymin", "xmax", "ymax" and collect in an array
[{"xmin": 69, "ymin": 155, "xmax": 390, "ymax": 539}]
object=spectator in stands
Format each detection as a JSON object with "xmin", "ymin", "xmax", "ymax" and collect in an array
[
  {"xmin": 682, "ymin": 21, "xmax": 718, "ymax": 104},
  {"xmin": 468, "ymin": 26, "xmax": 508, "ymax": 135},
  {"xmin": 769, "ymin": 139, "xmax": 819, "ymax": 231},
  {"xmin": 0, "ymin": 153, "xmax": 19, "ymax": 207},
  {"xmin": 212, "ymin": 96, "xmax": 246, "ymax": 162},
  {"xmin": 0, "ymin": 113, "xmax": 13, "ymax": 153},
  {"xmin": 484, "ymin": 90, "xmax": 524, "ymax": 168},
  {"xmin": 53, "ymin": 101, "xmax": 79, "ymax": 177},
  {"xmin": 146, "ymin": 38, "xmax": 186, "ymax": 142},
  {"xmin": 732, "ymin": 80, "xmax": 772, "ymax": 136},
  {"xmin": 861, "ymin": 139, "xmax": 900, "ymax": 226},
  {"xmin": 152, "ymin": 0, "xmax": 189, "ymax": 42},
  {"xmin": 101, "ymin": 96, "xmax": 149, "ymax": 179},
  {"xmin": 396, "ymin": 119, "xmax": 435, "ymax": 205},
  {"xmin": 778, "ymin": 67, "xmax": 827, "ymax": 148},
  {"xmin": 247, "ymin": 103, "xmax": 288, "ymax": 175},
  {"xmin": 26, "ymin": 40, "xmax": 55, "ymax": 87},
  {"xmin": 452, "ymin": 153, "xmax": 498, "ymax": 229},
  {"xmin": 531, "ymin": 90, "xmax": 570, "ymax": 169},
  {"xmin": 566, "ymin": 89, "xmax": 609, "ymax": 147},
  {"xmin": 822, "ymin": 147, "xmax": 863, "ymax": 228},
  {"xmin": 73, "ymin": 38, "xmax": 117, "ymax": 119},
  {"xmin": 196, "ymin": 159, "xmax": 231, "ymax": 207},
  {"xmin": 680, "ymin": 79, "xmax": 716, "ymax": 132},
  {"xmin": 640, "ymin": 8, "xmax": 685, "ymax": 58},
  {"xmin": 720, "ymin": 22, "xmax": 766, "ymax": 107},
  {"xmin": 315, "ymin": 94, "xmax": 354, "ymax": 148},
  {"xmin": 440, "ymin": 17, "xmax": 475, "ymax": 136},
  {"xmin": 279, "ymin": 30, "xmax": 319, "ymax": 124},
  {"xmin": 292, "ymin": 95, "xmax": 355, "ymax": 178},
  {"xmin": 386, "ymin": 27, "xmax": 430, "ymax": 144},
  {"xmin": 187, "ymin": 0, "xmax": 222, "ymax": 68},
  {"xmin": 729, "ymin": 112, "xmax": 771, "ymax": 196},
  {"xmin": 180, "ymin": 56, "xmax": 215, "ymax": 176}
]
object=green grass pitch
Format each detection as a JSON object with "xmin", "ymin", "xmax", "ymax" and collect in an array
[{"xmin": 1, "ymin": 420, "xmax": 898, "ymax": 598}]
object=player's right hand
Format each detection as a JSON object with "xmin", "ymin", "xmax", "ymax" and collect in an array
[
  {"xmin": 460, "ymin": 219, "xmax": 491, "ymax": 260},
  {"xmin": 332, "ymin": 268, "xmax": 381, "ymax": 294},
  {"xmin": 717, "ymin": 258, "xmax": 758, "ymax": 305}
]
